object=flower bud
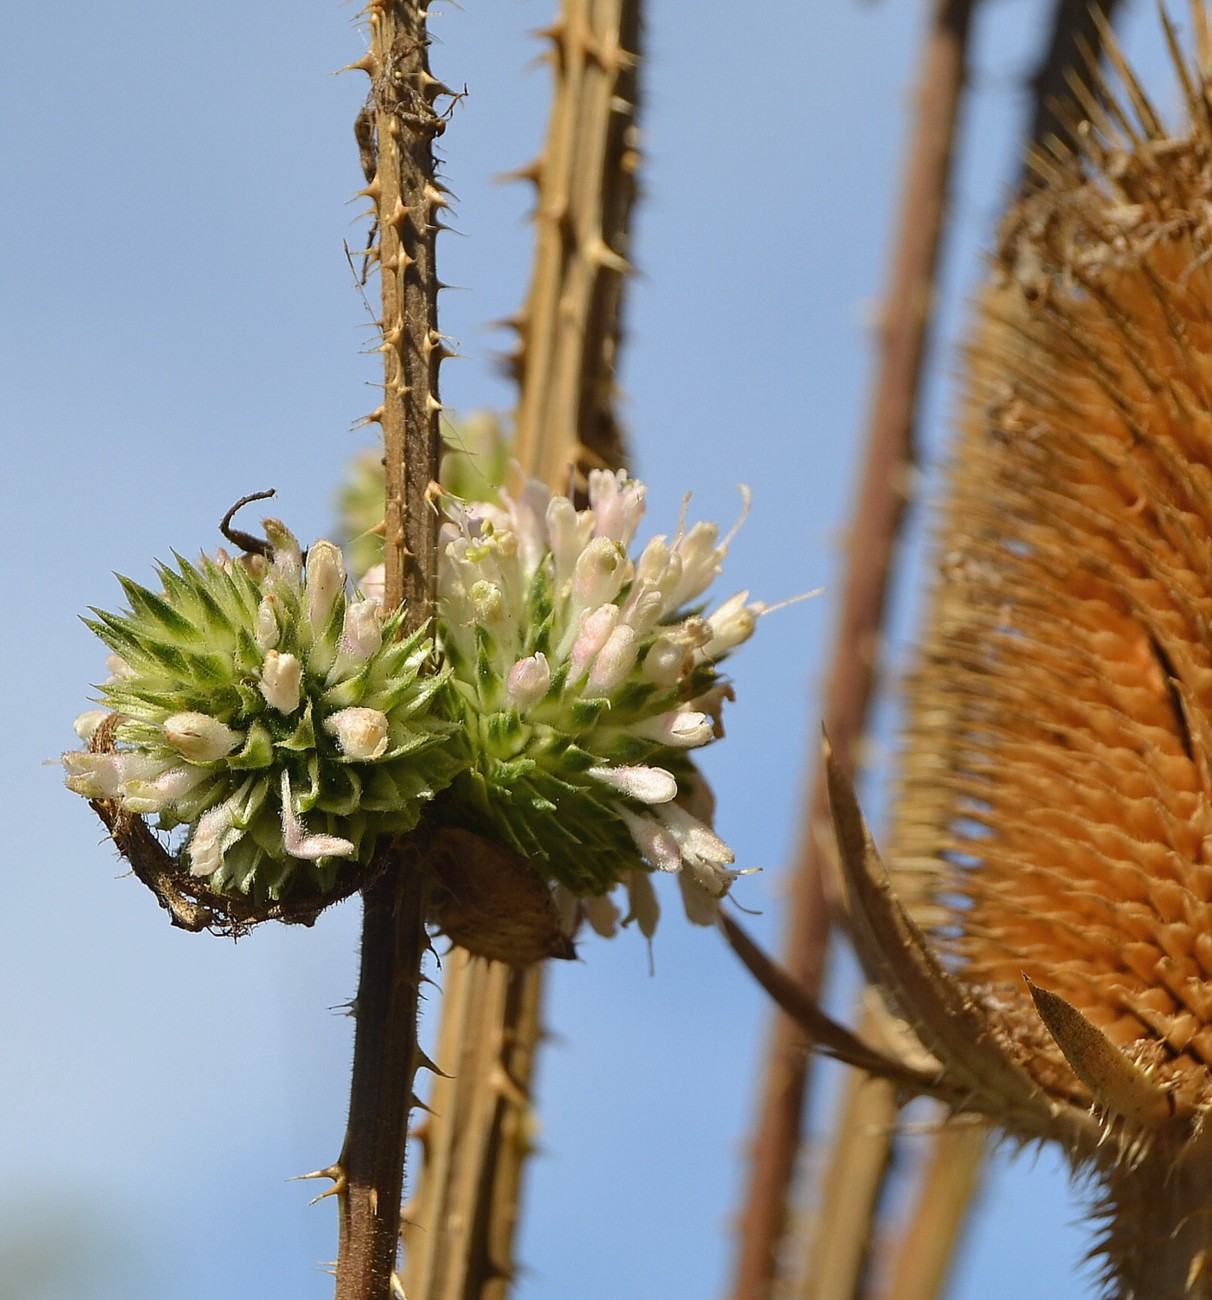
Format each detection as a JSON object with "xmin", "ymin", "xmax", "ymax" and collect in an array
[
  {"xmin": 163, "ymin": 712, "xmax": 242, "ymax": 762},
  {"xmin": 506, "ymin": 653, "xmax": 551, "ymax": 712},
  {"xmin": 306, "ymin": 541, "xmax": 346, "ymax": 637},
  {"xmin": 587, "ymin": 625, "xmax": 640, "ymax": 695},
  {"xmin": 573, "ymin": 537, "xmax": 628, "ymax": 611},
  {"xmin": 633, "ymin": 710, "xmax": 714, "ymax": 748},
  {"xmin": 323, "ymin": 707, "xmax": 390, "ymax": 761},
  {"xmin": 588, "ymin": 763, "xmax": 678, "ymax": 804},
  {"xmin": 260, "ymin": 651, "xmax": 303, "ymax": 714}
]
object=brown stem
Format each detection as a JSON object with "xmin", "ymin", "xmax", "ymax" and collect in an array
[
  {"xmin": 335, "ymin": 3, "xmax": 449, "ymax": 1297},
  {"xmin": 728, "ymin": 2, "xmax": 974, "ymax": 1296},
  {"xmin": 337, "ymin": 851, "xmax": 435, "ymax": 1300},
  {"xmin": 360, "ymin": 0, "xmax": 448, "ymax": 624}
]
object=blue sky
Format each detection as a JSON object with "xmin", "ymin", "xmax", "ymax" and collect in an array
[{"xmin": 0, "ymin": 1, "xmax": 1181, "ymax": 1296}]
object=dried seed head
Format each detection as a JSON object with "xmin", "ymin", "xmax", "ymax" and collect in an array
[{"xmin": 877, "ymin": 9, "xmax": 1212, "ymax": 1152}]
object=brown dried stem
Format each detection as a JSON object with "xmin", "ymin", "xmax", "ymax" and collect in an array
[
  {"xmin": 728, "ymin": 2, "xmax": 974, "ymax": 1296},
  {"xmin": 508, "ymin": 0, "xmax": 641, "ymax": 494},
  {"xmin": 334, "ymin": 3, "xmax": 450, "ymax": 1298},
  {"xmin": 399, "ymin": 6, "xmax": 643, "ymax": 1296}
]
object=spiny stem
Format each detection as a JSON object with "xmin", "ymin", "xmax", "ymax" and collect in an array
[
  {"xmin": 508, "ymin": 0, "xmax": 642, "ymax": 494},
  {"xmin": 728, "ymin": 2, "xmax": 974, "ymax": 1295},
  {"xmin": 336, "ymin": 852, "xmax": 434, "ymax": 1300},
  {"xmin": 335, "ymin": 2, "xmax": 448, "ymax": 1296},
  {"xmin": 360, "ymin": 0, "xmax": 448, "ymax": 622}
]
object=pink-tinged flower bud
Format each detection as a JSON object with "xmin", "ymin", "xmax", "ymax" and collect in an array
[
  {"xmin": 72, "ymin": 710, "xmax": 110, "ymax": 744},
  {"xmin": 336, "ymin": 598, "xmax": 383, "ymax": 669},
  {"xmin": 588, "ymin": 469, "xmax": 646, "ymax": 545},
  {"xmin": 546, "ymin": 496, "xmax": 590, "ymax": 585},
  {"xmin": 124, "ymin": 764, "xmax": 208, "ymax": 814},
  {"xmin": 255, "ymin": 595, "xmax": 281, "ymax": 650},
  {"xmin": 260, "ymin": 651, "xmax": 303, "ymax": 714},
  {"xmin": 280, "ymin": 772, "xmax": 356, "ymax": 861},
  {"xmin": 669, "ymin": 521, "xmax": 723, "ymax": 605},
  {"xmin": 188, "ymin": 803, "xmax": 234, "ymax": 877},
  {"xmin": 588, "ymin": 763, "xmax": 678, "ymax": 804},
  {"xmin": 623, "ymin": 869, "xmax": 660, "ymax": 940},
  {"xmin": 619, "ymin": 808, "xmax": 682, "ymax": 871},
  {"xmin": 586, "ymin": 625, "xmax": 639, "ymax": 695},
  {"xmin": 700, "ymin": 592, "xmax": 759, "ymax": 658},
  {"xmin": 163, "ymin": 712, "xmax": 243, "ymax": 762},
  {"xmin": 573, "ymin": 537, "xmax": 629, "ymax": 610},
  {"xmin": 642, "ymin": 636, "xmax": 690, "ymax": 686},
  {"xmin": 323, "ymin": 707, "xmax": 390, "ymax": 760},
  {"xmin": 620, "ymin": 582, "xmax": 665, "ymax": 635},
  {"xmin": 570, "ymin": 605, "xmax": 619, "ymax": 676},
  {"xmin": 360, "ymin": 563, "xmax": 386, "ymax": 606},
  {"xmin": 583, "ymin": 892, "xmax": 621, "ymax": 937},
  {"xmin": 306, "ymin": 541, "xmax": 346, "ymax": 636},
  {"xmin": 635, "ymin": 535, "xmax": 673, "ymax": 585},
  {"xmin": 632, "ymin": 709, "xmax": 714, "ymax": 748},
  {"xmin": 506, "ymin": 653, "xmax": 551, "ymax": 712}
]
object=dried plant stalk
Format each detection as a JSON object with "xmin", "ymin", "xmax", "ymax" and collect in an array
[
  {"xmin": 730, "ymin": 3, "xmax": 974, "ymax": 1295},
  {"xmin": 805, "ymin": 6, "xmax": 1126, "ymax": 1296},
  {"xmin": 821, "ymin": 6, "xmax": 1212, "ymax": 1294},
  {"xmin": 333, "ymin": 3, "xmax": 451, "ymax": 1296},
  {"xmin": 508, "ymin": 0, "xmax": 641, "ymax": 494},
  {"xmin": 869, "ymin": 1120, "xmax": 986, "ymax": 1300},
  {"xmin": 399, "ymin": 5, "xmax": 642, "ymax": 1296}
]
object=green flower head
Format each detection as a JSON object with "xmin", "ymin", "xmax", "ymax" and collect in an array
[
  {"xmin": 64, "ymin": 524, "xmax": 460, "ymax": 904},
  {"xmin": 361, "ymin": 469, "xmax": 764, "ymax": 935}
]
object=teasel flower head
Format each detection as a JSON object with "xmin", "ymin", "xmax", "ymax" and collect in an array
[
  {"xmin": 364, "ymin": 468, "xmax": 763, "ymax": 934},
  {"xmin": 805, "ymin": 13, "xmax": 1212, "ymax": 1297},
  {"xmin": 63, "ymin": 522, "xmax": 461, "ymax": 919}
]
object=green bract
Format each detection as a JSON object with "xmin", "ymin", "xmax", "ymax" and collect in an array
[{"xmin": 64, "ymin": 524, "xmax": 460, "ymax": 903}]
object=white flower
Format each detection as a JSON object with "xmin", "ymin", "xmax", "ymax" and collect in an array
[
  {"xmin": 632, "ymin": 710, "xmax": 715, "ymax": 748},
  {"xmin": 279, "ymin": 773, "xmax": 356, "ymax": 862}
]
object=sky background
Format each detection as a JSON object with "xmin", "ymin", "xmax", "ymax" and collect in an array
[{"xmin": 0, "ymin": 1, "xmax": 1185, "ymax": 1297}]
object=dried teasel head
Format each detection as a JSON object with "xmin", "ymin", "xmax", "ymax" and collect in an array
[{"xmin": 816, "ymin": 9, "xmax": 1212, "ymax": 1296}]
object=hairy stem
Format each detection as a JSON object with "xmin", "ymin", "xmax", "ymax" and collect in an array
[
  {"xmin": 336, "ymin": 2, "xmax": 449, "ymax": 1296},
  {"xmin": 728, "ymin": 2, "xmax": 974, "ymax": 1295}
]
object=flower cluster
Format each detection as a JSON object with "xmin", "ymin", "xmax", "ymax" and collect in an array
[
  {"xmin": 63, "ymin": 525, "xmax": 460, "ymax": 902},
  {"xmin": 65, "ymin": 471, "xmax": 763, "ymax": 934},
  {"xmin": 428, "ymin": 469, "xmax": 760, "ymax": 930}
]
